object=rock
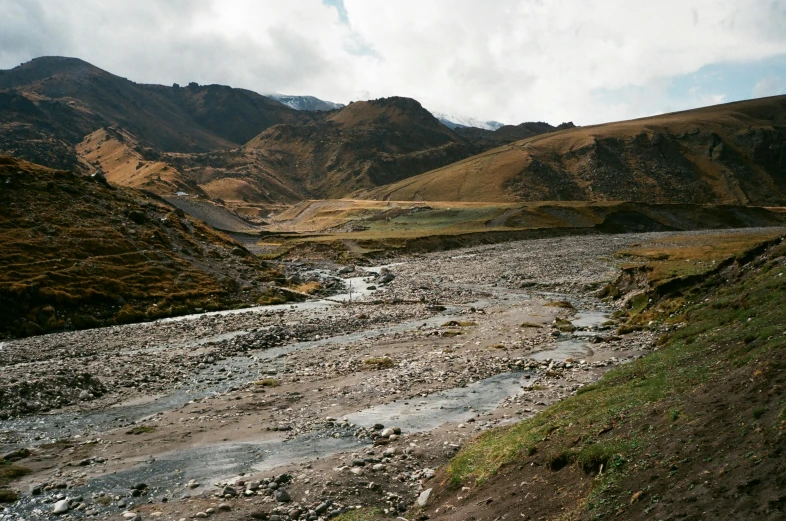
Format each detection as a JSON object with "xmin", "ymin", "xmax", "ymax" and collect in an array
[
  {"xmin": 217, "ymin": 503, "xmax": 231, "ymax": 511},
  {"xmin": 372, "ymin": 463, "xmax": 385, "ymax": 471},
  {"xmin": 338, "ymin": 265, "xmax": 354, "ymax": 274},
  {"xmin": 274, "ymin": 489, "xmax": 291, "ymax": 502},
  {"xmin": 194, "ymin": 513, "xmax": 208, "ymax": 519},
  {"xmin": 417, "ymin": 488, "xmax": 433, "ymax": 507},
  {"xmin": 78, "ymin": 390, "xmax": 91, "ymax": 400},
  {"xmin": 380, "ymin": 426, "xmax": 401, "ymax": 437},
  {"xmin": 372, "ymin": 423, "xmax": 384, "ymax": 430},
  {"xmin": 53, "ymin": 499, "xmax": 70, "ymax": 514},
  {"xmin": 230, "ymin": 246, "xmax": 249, "ymax": 257},
  {"xmin": 221, "ymin": 485, "xmax": 237, "ymax": 497},
  {"xmin": 314, "ymin": 501, "xmax": 331, "ymax": 515},
  {"xmin": 267, "ymin": 481, "xmax": 279, "ymax": 490}
]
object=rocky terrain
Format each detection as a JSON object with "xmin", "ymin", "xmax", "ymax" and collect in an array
[{"xmin": 2, "ymin": 229, "xmax": 769, "ymax": 520}]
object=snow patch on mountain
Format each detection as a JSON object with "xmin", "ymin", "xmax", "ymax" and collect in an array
[
  {"xmin": 268, "ymin": 94, "xmax": 344, "ymax": 112},
  {"xmin": 430, "ymin": 111, "xmax": 505, "ymax": 130}
]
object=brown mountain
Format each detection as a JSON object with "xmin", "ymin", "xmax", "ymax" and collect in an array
[
  {"xmin": 0, "ymin": 156, "xmax": 284, "ymax": 338},
  {"xmin": 454, "ymin": 121, "xmax": 575, "ymax": 150},
  {"xmin": 359, "ymin": 96, "xmax": 786, "ymax": 205},
  {"xmin": 182, "ymin": 96, "xmax": 482, "ymax": 201},
  {"xmin": 0, "ymin": 56, "xmax": 309, "ymax": 163}
]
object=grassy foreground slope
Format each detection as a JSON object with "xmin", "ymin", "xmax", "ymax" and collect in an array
[
  {"xmin": 360, "ymin": 95, "xmax": 786, "ymax": 206},
  {"xmin": 0, "ymin": 157, "xmax": 286, "ymax": 338},
  {"xmin": 419, "ymin": 234, "xmax": 786, "ymax": 520}
]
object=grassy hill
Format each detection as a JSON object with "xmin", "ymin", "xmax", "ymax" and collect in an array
[
  {"xmin": 360, "ymin": 96, "xmax": 786, "ymax": 206},
  {"xmin": 417, "ymin": 232, "xmax": 786, "ymax": 520},
  {"xmin": 0, "ymin": 156, "xmax": 287, "ymax": 338}
]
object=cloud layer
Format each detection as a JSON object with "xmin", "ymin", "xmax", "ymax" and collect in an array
[{"xmin": 1, "ymin": 0, "xmax": 785, "ymax": 125}]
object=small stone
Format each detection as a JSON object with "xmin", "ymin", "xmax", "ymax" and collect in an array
[
  {"xmin": 274, "ymin": 489, "xmax": 291, "ymax": 502},
  {"xmin": 221, "ymin": 485, "xmax": 237, "ymax": 497},
  {"xmin": 217, "ymin": 503, "xmax": 231, "ymax": 511},
  {"xmin": 417, "ymin": 488, "xmax": 433, "ymax": 507},
  {"xmin": 194, "ymin": 513, "xmax": 208, "ymax": 519},
  {"xmin": 267, "ymin": 481, "xmax": 279, "ymax": 490},
  {"xmin": 372, "ymin": 463, "xmax": 385, "ymax": 471},
  {"xmin": 53, "ymin": 499, "xmax": 70, "ymax": 515}
]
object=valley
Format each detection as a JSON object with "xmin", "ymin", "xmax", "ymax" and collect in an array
[
  {"xmin": 3, "ymin": 228, "xmax": 755, "ymax": 521},
  {"xmin": 1, "ymin": 53, "xmax": 786, "ymax": 521}
]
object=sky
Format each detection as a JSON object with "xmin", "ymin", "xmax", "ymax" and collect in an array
[{"xmin": 1, "ymin": 0, "xmax": 785, "ymax": 126}]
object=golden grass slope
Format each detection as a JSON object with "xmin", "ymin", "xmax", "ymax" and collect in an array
[
  {"xmin": 77, "ymin": 127, "xmax": 198, "ymax": 195},
  {"xmin": 360, "ymin": 95, "xmax": 786, "ymax": 205},
  {"xmin": 0, "ymin": 156, "xmax": 283, "ymax": 338}
]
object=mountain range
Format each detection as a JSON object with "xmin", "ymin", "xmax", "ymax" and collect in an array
[{"xmin": 1, "ymin": 56, "xmax": 785, "ymax": 217}]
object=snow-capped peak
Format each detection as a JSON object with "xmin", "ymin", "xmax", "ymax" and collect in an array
[
  {"xmin": 267, "ymin": 94, "xmax": 344, "ymax": 112},
  {"xmin": 429, "ymin": 111, "xmax": 505, "ymax": 130}
]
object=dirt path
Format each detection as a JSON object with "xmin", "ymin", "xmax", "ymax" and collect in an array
[{"xmin": 0, "ymin": 229, "xmax": 771, "ymax": 520}]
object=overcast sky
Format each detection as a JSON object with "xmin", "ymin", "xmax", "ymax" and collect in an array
[{"xmin": 2, "ymin": 0, "xmax": 786, "ymax": 125}]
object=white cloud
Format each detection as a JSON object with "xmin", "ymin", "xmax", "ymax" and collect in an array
[
  {"xmin": 1, "ymin": 0, "xmax": 785, "ymax": 125},
  {"xmin": 753, "ymin": 75, "xmax": 786, "ymax": 98}
]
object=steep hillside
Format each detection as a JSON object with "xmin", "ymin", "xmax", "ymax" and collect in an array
[
  {"xmin": 76, "ymin": 127, "xmax": 203, "ymax": 195},
  {"xmin": 361, "ymin": 96, "xmax": 786, "ymax": 205},
  {"xmin": 230, "ymin": 97, "xmax": 480, "ymax": 198},
  {"xmin": 0, "ymin": 56, "xmax": 308, "ymax": 156},
  {"xmin": 0, "ymin": 156, "xmax": 286, "ymax": 338}
]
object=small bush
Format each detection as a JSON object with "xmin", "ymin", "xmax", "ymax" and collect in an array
[
  {"xmin": 0, "ymin": 463, "xmax": 31, "ymax": 487},
  {"xmin": 125, "ymin": 425, "xmax": 156, "ymax": 435},
  {"xmin": 0, "ymin": 489, "xmax": 19, "ymax": 503},
  {"xmin": 363, "ymin": 357, "xmax": 395, "ymax": 369}
]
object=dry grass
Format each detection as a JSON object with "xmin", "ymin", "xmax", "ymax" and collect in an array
[
  {"xmin": 363, "ymin": 357, "xmax": 395, "ymax": 370},
  {"xmin": 359, "ymin": 96, "xmax": 786, "ymax": 205},
  {"xmin": 617, "ymin": 230, "xmax": 785, "ymax": 283}
]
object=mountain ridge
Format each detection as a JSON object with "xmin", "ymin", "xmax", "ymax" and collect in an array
[{"xmin": 359, "ymin": 95, "xmax": 786, "ymax": 206}]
